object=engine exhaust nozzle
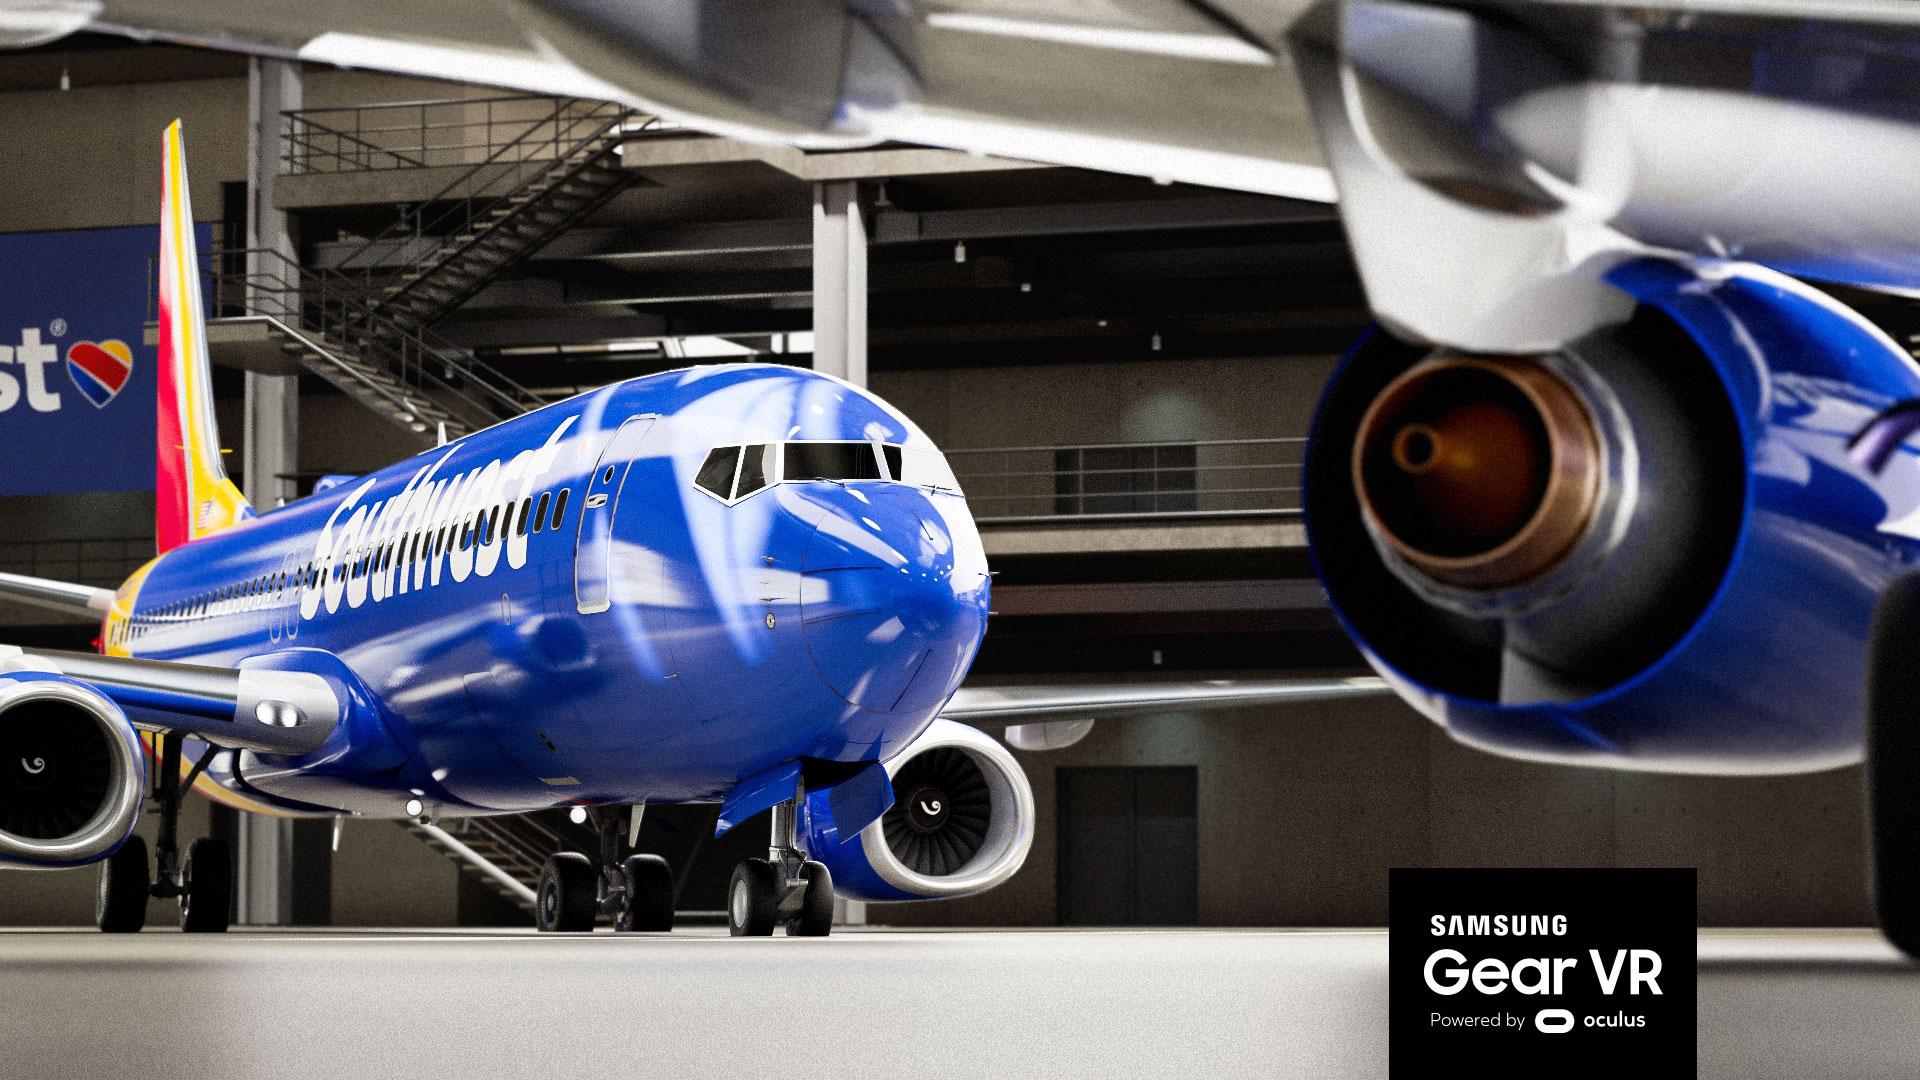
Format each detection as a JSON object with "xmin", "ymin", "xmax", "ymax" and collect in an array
[{"xmin": 1351, "ymin": 355, "xmax": 1601, "ymax": 590}]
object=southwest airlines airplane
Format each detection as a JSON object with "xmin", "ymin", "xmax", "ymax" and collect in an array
[
  {"xmin": 0, "ymin": 126, "xmax": 1379, "ymax": 934},
  {"xmin": 25, "ymin": 0, "xmax": 1920, "ymax": 953}
]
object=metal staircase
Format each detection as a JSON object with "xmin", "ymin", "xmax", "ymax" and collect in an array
[
  {"xmin": 326, "ymin": 98, "xmax": 645, "ymax": 334},
  {"xmin": 173, "ymin": 247, "xmax": 548, "ymax": 444},
  {"xmin": 405, "ymin": 814, "xmax": 581, "ymax": 913},
  {"xmin": 403, "ymin": 805, "xmax": 729, "ymax": 922}
]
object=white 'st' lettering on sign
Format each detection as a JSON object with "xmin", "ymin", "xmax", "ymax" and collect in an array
[{"xmin": 0, "ymin": 328, "xmax": 63, "ymax": 413}]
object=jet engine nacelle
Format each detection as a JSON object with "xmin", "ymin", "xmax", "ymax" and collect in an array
[
  {"xmin": 1309, "ymin": 257, "xmax": 1920, "ymax": 774},
  {"xmin": 0, "ymin": 672, "xmax": 146, "ymax": 868},
  {"xmin": 800, "ymin": 719, "xmax": 1035, "ymax": 902}
]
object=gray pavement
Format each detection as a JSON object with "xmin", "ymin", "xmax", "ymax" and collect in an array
[{"xmin": 0, "ymin": 928, "xmax": 1912, "ymax": 1079}]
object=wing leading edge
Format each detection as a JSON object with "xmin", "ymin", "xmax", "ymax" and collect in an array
[
  {"xmin": 0, "ymin": 571, "xmax": 114, "ymax": 620},
  {"xmin": 0, "ymin": 646, "xmax": 340, "ymax": 755},
  {"xmin": 942, "ymin": 676, "xmax": 1390, "ymax": 725},
  {"xmin": 944, "ymin": 675, "xmax": 1390, "ymax": 748}
]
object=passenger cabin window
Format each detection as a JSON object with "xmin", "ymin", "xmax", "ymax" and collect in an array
[
  {"xmin": 533, "ymin": 492, "xmax": 551, "ymax": 533},
  {"xmin": 550, "ymin": 488, "xmax": 570, "ymax": 530}
]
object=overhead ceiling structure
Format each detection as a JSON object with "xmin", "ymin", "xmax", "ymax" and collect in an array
[{"xmin": 285, "ymin": 129, "xmax": 1366, "ymax": 397}]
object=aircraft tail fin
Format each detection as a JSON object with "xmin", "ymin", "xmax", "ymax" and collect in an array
[{"xmin": 156, "ymin": 119, "xmax": 251, "ymax": 554}]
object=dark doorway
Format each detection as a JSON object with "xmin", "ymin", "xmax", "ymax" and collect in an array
[{"xmin": 1057, "ymin": 766, "xmax": 1198, "ymax": 925}]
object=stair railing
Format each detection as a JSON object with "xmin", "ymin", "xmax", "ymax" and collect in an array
[
  {"xmin": 153, "ymin": 247, "xmax": 547, "ymax": 431},
  {"xmin": 325, "ymin": 97, "xmax": 643, "ymax": 293}
]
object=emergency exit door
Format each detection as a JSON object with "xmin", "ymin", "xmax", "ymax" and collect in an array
[{"xmin": 575, "ymin": 416, "xmax": 656, "ymax": 613}]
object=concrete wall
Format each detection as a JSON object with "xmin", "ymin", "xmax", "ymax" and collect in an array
[
  {"xmin": 871, "ymin": 353, "xmax": 1340, "ymax": 449},
  {"xmin": 872, "ymin": 694, "xmax": 1875, "ymax": 928},
  {"xmin": 328, "ymin": 820, "xmax": 459, "ymax": 927},
  {"xmin": 0, "ymin": 69, "xmax": 492, "ymax": 234}
]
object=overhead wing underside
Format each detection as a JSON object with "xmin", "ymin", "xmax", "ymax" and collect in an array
[
  {"xmin": 60, "ymin": 0, "xmax": 1334, "ymax": 198},
  {"xmin": 33, "ymin": 0, "xmax": 1920, "ymax": 202}
]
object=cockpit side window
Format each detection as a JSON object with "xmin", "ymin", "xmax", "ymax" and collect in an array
[
  {"xmin": 894, "ymin": 446, "xmax": 964, "ymax": 493},
  {"xmin": 695, "ymin": 446, "xmax": 741, "ymax": 499},
  {"xmin": 734, "ymin": 444, "xmax": 774, "ymax": 499}
]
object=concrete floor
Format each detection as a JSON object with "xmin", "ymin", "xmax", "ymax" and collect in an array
[{"xmin": 0, "ymin": 928, "xmax": 1910, "ymax": 1078}]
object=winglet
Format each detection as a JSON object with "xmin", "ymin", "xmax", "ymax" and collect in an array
[{"xmin": 156, "ymin": 119, "xmax": 251, "ymax": 554}]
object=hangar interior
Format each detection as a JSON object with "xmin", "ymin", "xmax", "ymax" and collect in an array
[{"xmin": 0, "ymin": 33, "xmax": 1887, "ymax": 931}]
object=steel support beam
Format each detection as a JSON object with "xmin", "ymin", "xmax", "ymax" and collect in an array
[
  {"xmin": 236, "ymin": 812, "xmax": 294, "ymax": 926},
  {"xmin": 243, "ymin": 57, "xmax": 300, "ymax": 512},
  {"xmin": 811, "ymin": 180, "xmax": 867, "ymax": 387},
  {"xmin": 239, "ymin": 57, "xmax": 300, "ymax": 926}
]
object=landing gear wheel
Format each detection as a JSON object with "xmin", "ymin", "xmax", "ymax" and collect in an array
[
  {"xmin": 536, "ymin": 852, "xmax": 598, "ymax": 932},
  {"xmin": 96, "ymin": 835, "xmax": 148, "ymax": 934},
  {"xmin": 728, "ymin": 858, "xmax": 777, "ymax": 937},
  {"xmin": 1869, "ymin": 573, "xmax": 1920, "ymax": 957},
  {"xmin": 616, "ymin": 854, "xmax": 674, "ymax": 932},
  {"xmin": 178, "ymin": 837, "xmax": 231, "ymax": 933},
  {"xmin": 786, "ymin": 860, "xmax": 834, "ymax": 937}
]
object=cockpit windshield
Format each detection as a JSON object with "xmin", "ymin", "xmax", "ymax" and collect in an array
[
  {"xmin": 784, "ymin": 442, "xmax": 882, "ymax": 483},
  {"xmin": 692, "ymin": 441, "xmax": 963, "ymax": 502}
]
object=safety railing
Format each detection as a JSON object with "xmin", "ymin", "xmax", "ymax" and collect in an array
[
  {"xmin": 149, "ymin": 247, "xmax": 546, "ymax": 431},
  {"xmin": 945, "ymin": 438, "xmax": 1305, "ymax": 522},
  {"xmin": 282, "ymin": 94, "xmax": 677, "ymax": 175},
  {"xmin": 319, "ymin": 96, "xmax": 653, "ymax": 288},
  {"xmin": 0, "ymin": 538, "xmax": 151, "ymax": 588}
]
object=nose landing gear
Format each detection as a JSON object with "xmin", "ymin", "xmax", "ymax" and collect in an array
[
  {"xmin": 534, "ymin": 804, "xmax": 676, "ymax": 933},
  {"xmin": 727, "ymin": 796, "xmax": 835, "ymax": 937}
]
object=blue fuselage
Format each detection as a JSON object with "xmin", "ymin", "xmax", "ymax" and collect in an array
[{"xmin": 111, "ymin": 365, "xmax": 990, "ymax": 816}]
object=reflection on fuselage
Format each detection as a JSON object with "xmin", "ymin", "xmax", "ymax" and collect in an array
[{"xmin": 107, "ymin": 365, "xmax": 990, "ymax": 819}]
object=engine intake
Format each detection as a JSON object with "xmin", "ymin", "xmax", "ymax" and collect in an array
[
  {"xmin": 802, "ymin": 719, "xmax": 1034, "ymax": 902},
  {"xmin": 0, "ymin": 675, "xmax": 145, "ymax": 868}
]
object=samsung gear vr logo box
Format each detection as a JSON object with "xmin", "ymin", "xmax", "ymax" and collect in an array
[{"xmin": 1390, "ymin": 868, "xmax": 1695, "ymax": 1075}]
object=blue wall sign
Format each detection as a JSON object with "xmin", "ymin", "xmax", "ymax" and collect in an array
[{"xmin": 0, "ymin": 224, "xmax": 210, "ymax": 495}]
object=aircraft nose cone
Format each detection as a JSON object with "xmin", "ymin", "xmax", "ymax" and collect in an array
[{"xmin": 800, "ymin": 490, "xmax": 987, "ymax": 714}]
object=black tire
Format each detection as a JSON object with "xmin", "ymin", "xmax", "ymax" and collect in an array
[
  {"xmin": 1869, "ymin": 573, "xmax": 1920, "ymax": 958},
  {"xmin": 786, "ymin": 860, "xmax": 834, "ymax": 937},
  {"xmin": 536, "ymin": 852, "xmax": 598, "ymax": 932},
  {"xmin": 179, "ymin": 837, "xmax": 231, "ymax": 933},
  {"xmin": 616, "ymin": 854, "xmax": 674, "ymax": 933},
  {"xmin": 727, "ymin": 858, "xmax": 777, "ymax": 937},
  {"xmin": 96, "ymin": 835, "xmax": 149, "ymax": 934}
]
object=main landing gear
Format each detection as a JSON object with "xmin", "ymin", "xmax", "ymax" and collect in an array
[
  {"xmin": 728, "ymin": 796, "xmax": 834, "ymax": 937},
  {"xmin": 97, "ymin": 734, "xmax": 231, "ymax": 933},
  {"xmin": 535, "ymin": 804, "xmax": 675, "ymax": 933}
]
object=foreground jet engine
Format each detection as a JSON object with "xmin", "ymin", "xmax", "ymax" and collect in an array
[{"xmin": 1308, "ymin": 258, "xmax": 1920, "ymax": 774}]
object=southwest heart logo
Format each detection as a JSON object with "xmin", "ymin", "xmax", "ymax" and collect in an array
[{"xmin": 65, "ymin": 339, "xmax": 133, "ymax": 408}]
